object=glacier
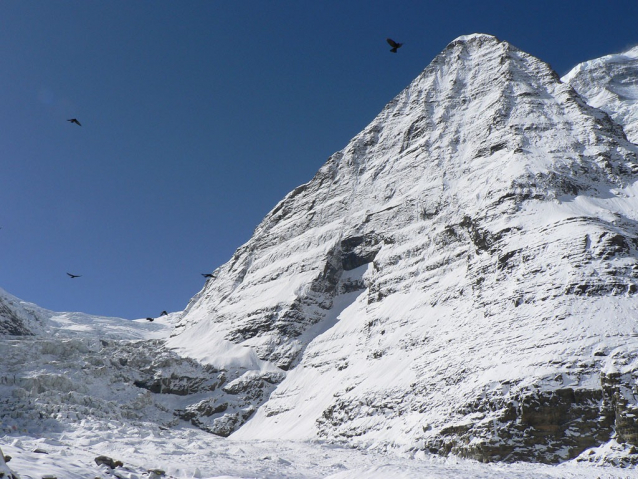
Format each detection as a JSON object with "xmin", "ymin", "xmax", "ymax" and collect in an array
[{"xmin": 3, "ymin": 34, "xmax": 638, "ymax": 477}]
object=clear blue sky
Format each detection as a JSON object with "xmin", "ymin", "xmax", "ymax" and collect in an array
[{"xmin": 1, "ymin": 1, "xmax": 637, "ymax": 319}]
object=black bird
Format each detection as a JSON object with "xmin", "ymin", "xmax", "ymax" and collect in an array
[
  {"xmin": 202, "ymin": 273, "xmax": 214, "ymax": 278},
  {"xmin": 67, "ymin": 118, "xmax": 82, "ymax": 126},
  {"xmin": 160, "ymin": 311, "xmax": 168, "ymax": 317},
  {"xmin": 67, "ymin": 273, "xmax": 81, "ymax": 278},
  {"xmin": 386, "ymin": 38, "xmax": 403, "ymax": 53},
  {"xmin": 146, "ymin": 317, "xmax": 154, "ymax": 322}
]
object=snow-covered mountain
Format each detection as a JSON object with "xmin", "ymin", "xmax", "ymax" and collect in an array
[
  {"xmin": 170, "ymin": 33, "xmax": 638, "ymax": 463},
  {"xmin": 0, "ymin": 288, "xmax": 39, "ymax": 336},
  {"xmin": 4, "ymin": 33, "xmax": 638, "ymax": 476},
  {"xmin": 564, "ymin": 45, "xmax": 638, "ymax": 143}
]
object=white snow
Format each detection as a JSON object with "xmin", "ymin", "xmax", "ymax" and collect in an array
[
  {"xmin": 564, "ymin": 44, "xmax": 638, "ymax": 143},
  {"xmin": 0, "ymin": 286, "xmax": 177, "ymax": 340},
  {"xmin": 168, "ymin": 320, "xmax": 281, "ymax": 371},
  {"xmin": 2, "ymin": 425, "xmax": 637, "ymax": 478}
]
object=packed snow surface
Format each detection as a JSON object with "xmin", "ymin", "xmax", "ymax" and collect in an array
[{"xmin": 2, "ymin": 426, "xmax": 638, "ymax": 478}]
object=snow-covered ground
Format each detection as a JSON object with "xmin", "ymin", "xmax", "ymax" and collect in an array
[{"xmin": 3, "ymin": 425, "xmax": 638, "ymax": 479}]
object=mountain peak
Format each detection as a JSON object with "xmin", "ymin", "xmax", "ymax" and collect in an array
[
  {"xmin": 6, "ymin": 35, "xmax": 638, "ymax": 473},
  {"xmin": 447, "ymin": 32, "xmax": 501, "ymax": 47},
  {"xmin": 169, "ymin": 35, "xmax": 638, "ymax": 461},
  {"xmin": 172, "ymin": 32, "xmax": 637, "ymax": 370}
]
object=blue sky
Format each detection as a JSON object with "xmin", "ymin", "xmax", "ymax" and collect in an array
[{"xmin": 1, "ymin": 1, "xmax": 637, "ymax": 318}]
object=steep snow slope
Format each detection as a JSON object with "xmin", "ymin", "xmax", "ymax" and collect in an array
[
  {"xmin": 564, "ymin": 45, "xmax": 638, "ymax": 143},
  {"xmin": 171, "ymin": 34, "xmax": 638, "ymax": 462},
  {"xmin": 0, "ymin": 288, "xmax": 40, "ymax": 336}
]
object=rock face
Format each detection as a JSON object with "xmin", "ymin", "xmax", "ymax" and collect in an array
[
  {"xmin": 564, "ymin": 45, "xmax": 638, "ymax": 143},
  {"xmin": 0, "ymin": 288, "xmax": 40, "ymax": 336},
  {"xmin": 170, "ymin": 34, "xmax": 638, "ymax": 462}
]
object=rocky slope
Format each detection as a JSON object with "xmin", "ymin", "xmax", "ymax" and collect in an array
[
  {"xmin": 170, "ymin": 34, "xmax": 638, "ymax": 463},
  {"xmin": 0, "ymin": 288, "xmax": 41, "ymax": 336},
  {"xmin": 564, "ymin": 45, "xmax": 638, "ymax": 143}
]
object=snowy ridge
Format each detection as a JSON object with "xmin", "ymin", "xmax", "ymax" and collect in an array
[
  {"xmin": 0, "ymin": 287, "xmax": 41, "ymax": 336},
  {"xmin": 0, "ymin": 287, "xmax": 175, "ymax": 340},
  {"xmin": 564, "ymin": 45, "xmax": 638, "ymax": 143}
]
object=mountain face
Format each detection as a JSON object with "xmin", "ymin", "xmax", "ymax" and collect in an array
[
  {"xmin": 564, "ymin": 45, "xmax": 638, "ymax": 144},
  {"xmin": 169, "ymin": 34, "xmax": 638, "ymax": 463}
]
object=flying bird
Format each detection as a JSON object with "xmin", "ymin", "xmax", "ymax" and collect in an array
[
  {"xmin": 146, "ymin": 317, "xmax": 154, "ymax": 322},
  {"xmin": 202, "ymin": 273, "xmax": 214, "ymax": 278},
  {"xmin": 66, "ymin": 273, "xmax": 81, "ymax": 278},
  {"xmin": 67, "ymin": 118, "xmax": 82, "ymax": 126},
  {"xmin": 160, "ymin": 311, "xmax": 168, "ymax": 317},
  {"xmin": 386, "ymin": 38, "xmax": 403, "ymax": 53}
]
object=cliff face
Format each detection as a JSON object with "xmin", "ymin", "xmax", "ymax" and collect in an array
[
  {"xmin": 0, "ymin": 288, "xmax": 41, "ymax": 336},
  {"xmin": 167, "ymin": 34, "xmax": 638, "ymax": 462}
]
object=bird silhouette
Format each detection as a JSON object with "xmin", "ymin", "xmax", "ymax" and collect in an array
[
  {"xmin": 386, "ymin": 38, "xmax": 403, "ymax": 53},
  {"xmin": 66, "ymin": 273, "xmax": 81, "ymax": 278},
  {"xmin": 146, "ymin": 317, "xmax": 154, "ymax": 322},
  {"xmin": 67, "ymin": 118, "xmax": 82, "ymax": 126},
  {"xmin": 202, "ymin": 273, "xmax": 214, "ymax": 278},
  {"xmin": 160, "ymin": 311, "xmax": 168, "ymax": 317}
]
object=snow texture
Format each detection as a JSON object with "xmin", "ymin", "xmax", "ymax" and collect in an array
[{"xmin": 564, "ymin": 45, "xmax": 638, "ymax": 143}]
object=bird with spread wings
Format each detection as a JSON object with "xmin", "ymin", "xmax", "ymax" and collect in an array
[{"xmin": 386, "ymin": 38, "xmax": 403, "ymax": 53}]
